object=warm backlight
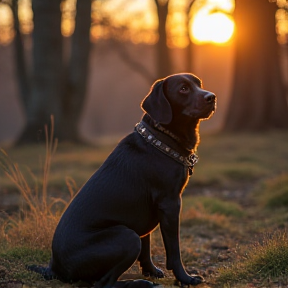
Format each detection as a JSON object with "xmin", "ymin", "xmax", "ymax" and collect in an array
[{"xmin": 191, "ymin": 11, "xmax": 235, "ymax": 45}]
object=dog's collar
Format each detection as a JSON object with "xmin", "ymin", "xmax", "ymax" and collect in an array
[
  {"xmin": 153, "ymin": 122, "xmax": 181, "ymax": 142},
  {"xmin": 135, "ymin": 121, "xmax": 198, "ymax": 175}
]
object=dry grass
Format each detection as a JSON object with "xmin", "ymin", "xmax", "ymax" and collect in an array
[
  {"xmin": 0, "ymin": 117, "xmax": 75, "ymax": 249},
  {"xmin": 181, "ymin": 205, "xmax": 230, "ymax": 231},
  {"xmin": 0, "ymin": 141, "xmax": 112, "ymax": 191}
]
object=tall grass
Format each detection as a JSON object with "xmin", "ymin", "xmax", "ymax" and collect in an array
[
  {"xmin": 0, "ymin": 116, "xmax": 75, "ymax": 249},
  {"xmin": 217, "ymin": 230, "xmax": 288, "ymax": 286}
]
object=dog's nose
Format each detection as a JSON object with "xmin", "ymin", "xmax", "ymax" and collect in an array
[{"xmin": 204, "ymin": 93, "xmax": 216, "ymax": 103}]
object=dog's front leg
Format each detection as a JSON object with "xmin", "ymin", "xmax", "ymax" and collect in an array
[
  {"xmin": 138, "ymin": 234, "xmax": 164, "ymax": 278},
  {"xmin": 159, "ymin": 198, "xmax": 204, "ymax": 286}
]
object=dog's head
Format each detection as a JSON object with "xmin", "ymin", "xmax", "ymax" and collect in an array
[{"xmin": 141, "ymin": 73, "xmax": 216, "ymax": 125}]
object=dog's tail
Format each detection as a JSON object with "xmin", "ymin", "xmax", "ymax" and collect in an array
[{"xmin": 26, "ymin": 265, "xmax": 58, "ymax": 280}]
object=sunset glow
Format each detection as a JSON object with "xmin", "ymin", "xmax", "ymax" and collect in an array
[
  {"xmin": 2, "ymin": 0, "xmax": 288, "ymax": 47},
  {"xmin": 18, "ymin": 0, "xmax": 33, "ymax": 35},
  {"xmin": 0, "ymin": 0, "xmax": 235, "ymax": 46},
  {"xmin": 190, "ymin": 0, "xmax": 235, "ymax": 45},
  {"xmin": 0, "ymin": 3, "xmax": 14, "ymax": 45},
  {"xmin": 61, "ymin": 0, "xmax": 76, "ymax": 37},
  {"xmin": 191, "ymin": 12, "xmax": 235, "ymax": 44}
]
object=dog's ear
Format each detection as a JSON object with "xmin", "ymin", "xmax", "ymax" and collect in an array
[{"xmin": 141, "ymin": 79, "xmax": 172, "ymax": 124}]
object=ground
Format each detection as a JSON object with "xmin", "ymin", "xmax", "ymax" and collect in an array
[{"xmin": 1, "ymin": 131, "xmax": 288, "ymax": 288}]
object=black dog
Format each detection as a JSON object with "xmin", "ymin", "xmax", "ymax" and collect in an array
[{"xmin": 28, "ymin": 73, "xmax": 216, "ymax": 288}]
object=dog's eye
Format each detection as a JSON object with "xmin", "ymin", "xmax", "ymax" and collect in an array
[{"xmin": 180, "ymin": 86, "xmax": 190, "ymax": 93}]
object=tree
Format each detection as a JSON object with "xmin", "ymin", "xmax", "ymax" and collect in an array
[
  {"xmin": 15, "ymin": 0, "xmax": 92, "ymax": 143},
  {"xmin": 224, "ymin": 0, "xmax": 288, "ymax": 131},
  {"xmin": 184, "ymin": 0, "xmax": 195, "ymax": 73},
  {"xmin": 18, "ymin": 0, "xmax": 63, "ymax": 142},
  {"xmin": 59, "ymin": 0, "xmax": 91, "ymax": 141},
  {"xmin": 11, "ymin": 0, "xmax": 30, "ymax": 108},
  {"xmin": 92, "ymin": 0, "xmax": 173, "ymax": 81},
  {"xmin": 155, "ymin": 0, "xmax": 172, "ymax": 79}
]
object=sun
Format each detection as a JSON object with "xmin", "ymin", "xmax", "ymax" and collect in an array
[
  {"xmin": 191, "ymin": 12, "xmax": 235, "ymax": 44},
  {"xmin": 190, "ymin": 0, "xmax": 235, "ymax": 45}
]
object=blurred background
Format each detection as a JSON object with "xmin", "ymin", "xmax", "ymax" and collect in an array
[
  {"xmin": 0, "ymin": 0, "xmax": 287, "ymax": 145},
  {"xmin": 1, "ymin": 3, "xmax": 288, "ymax": 281}
]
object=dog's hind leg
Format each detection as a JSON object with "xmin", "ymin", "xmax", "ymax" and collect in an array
[
  {"xmin": 91, "ymin": 227, "xmax": 155, "ymax": 288},
  {"xmin": 51, "ymin": 225, "xmax": 152, "ymax": 287}
]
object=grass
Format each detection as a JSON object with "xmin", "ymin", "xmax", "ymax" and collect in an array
[
  {"xmin": 0, "ymin": 142, "xmax": 113, "ymax": 191},
  {"xmin": 180, "ymin": 196, "xmax": 244, "ymax": 237},
  {"xmin": 191, "ymin": 131, "xmax": 288, "ymax": 188},
  {"xmin": 0, "ymin": 117, "xmax": 74, "ymax": 250},
  {"xmin": 0, "ymin": 130, "xmax": 288, "ymax": 287},
  {"xmin": 0, "ymin": 247, "xmax": 51, "ymax": 283},
  {"xmin": 253, "ymin": 173, "xmax": 288, "ymax": 209},
  {"xmin": 182, "ymin": 196, "xmax": 244, "ymax": 218},
  {"xmin": 216, "ymin": 230, "xmax": 288, "ymax": 286},
  {"xmin": 1, "ymin": 131, "xmax": 288, "ymax": 191}
]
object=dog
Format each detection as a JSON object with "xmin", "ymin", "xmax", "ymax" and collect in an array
[{"xmin": 28, "ymin": 73, "xmax": 216, "ymax": 288}]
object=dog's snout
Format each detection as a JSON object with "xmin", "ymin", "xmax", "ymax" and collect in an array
[{"xmin": 204, "ymin": 93, "xmax": 216, "ymax": 103}]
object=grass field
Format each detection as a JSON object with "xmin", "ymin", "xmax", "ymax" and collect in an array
[{"xmin": 1, "ymin": 130, "xmax": 288, "ymax": 287}]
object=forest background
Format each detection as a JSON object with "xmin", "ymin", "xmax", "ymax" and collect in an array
[{"xmin": 0, "ymin": 0, "xmax": 287, "ymax": 145}]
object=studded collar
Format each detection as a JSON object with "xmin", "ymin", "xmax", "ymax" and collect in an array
[{"xmin": 135, "ymin": 121, "xmax": 198, "ymax": 175}]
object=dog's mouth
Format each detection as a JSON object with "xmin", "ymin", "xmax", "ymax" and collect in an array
[
  {"xmin": 183, "ymin": 101, "xmax": 216, "ymax": 119},
  {"xmin": 201, "ymin": 108, "xmax": 215, "ymax": 119},
  {"xmin": 206, "ymin": 101, "xmax": 216, "ymax": 117},
  {"xmin": 202, "ymin": 99, "xmax": 217, "ymax": 117}
]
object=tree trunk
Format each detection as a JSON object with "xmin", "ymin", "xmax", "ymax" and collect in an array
[
  {"xmin": 59, "ymin": 0, "xmax": 91, "ymax": 141},
  {"xmin": 184, "ymin": 0, "xmax": 195, "ymax": 73},
  {"xmin": 224, "ymin": 0, "xmax": 288, "ymax": 131},
  {"xmin": 155, "ymin": 0, "xmax": 172, "ymax": 79},
  {"xmin": 11, "ymin": 0, "xmax": 30, "ymax": 108},
  {"xmin": 18, "ymin": 0, "xmax": 63, "ymax": 143}
]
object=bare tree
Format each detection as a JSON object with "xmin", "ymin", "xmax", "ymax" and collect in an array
[
  {"xmin": 11, "ymin": 0, "xmax": 30, "ymax": 107},
  {"xmin": 60, "ymin": 0, "xmax": 91, "ymax": 141},
  {"xmin": 155, "ymin": 0, "xmax": 172, "ymax": 79},
  {"xmin": 14, "ymin": 0, "xmax": 92, "ymax": 143},
  {"xmin": 224, "ymin": 0, "xmax": 288, "ymax": 131},
  {"xmin": 18, "ymin": 0, "xmax": 63, "ymax": 142},
  {"xmin": 184, "ymin": 0, "xmax": 195, "ymax": 72}
]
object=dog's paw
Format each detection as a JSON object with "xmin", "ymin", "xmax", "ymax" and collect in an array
[
  {"xmin": 142, "ymin": 267, "xmax": 164, "ymax": 279},
  {"xmin": 188, "ymin": 275, "xmax": 205, "ymax": 286},
  {"xmin": 177, "ymin": 275, "xmax": 205, "ymax": 287}
]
